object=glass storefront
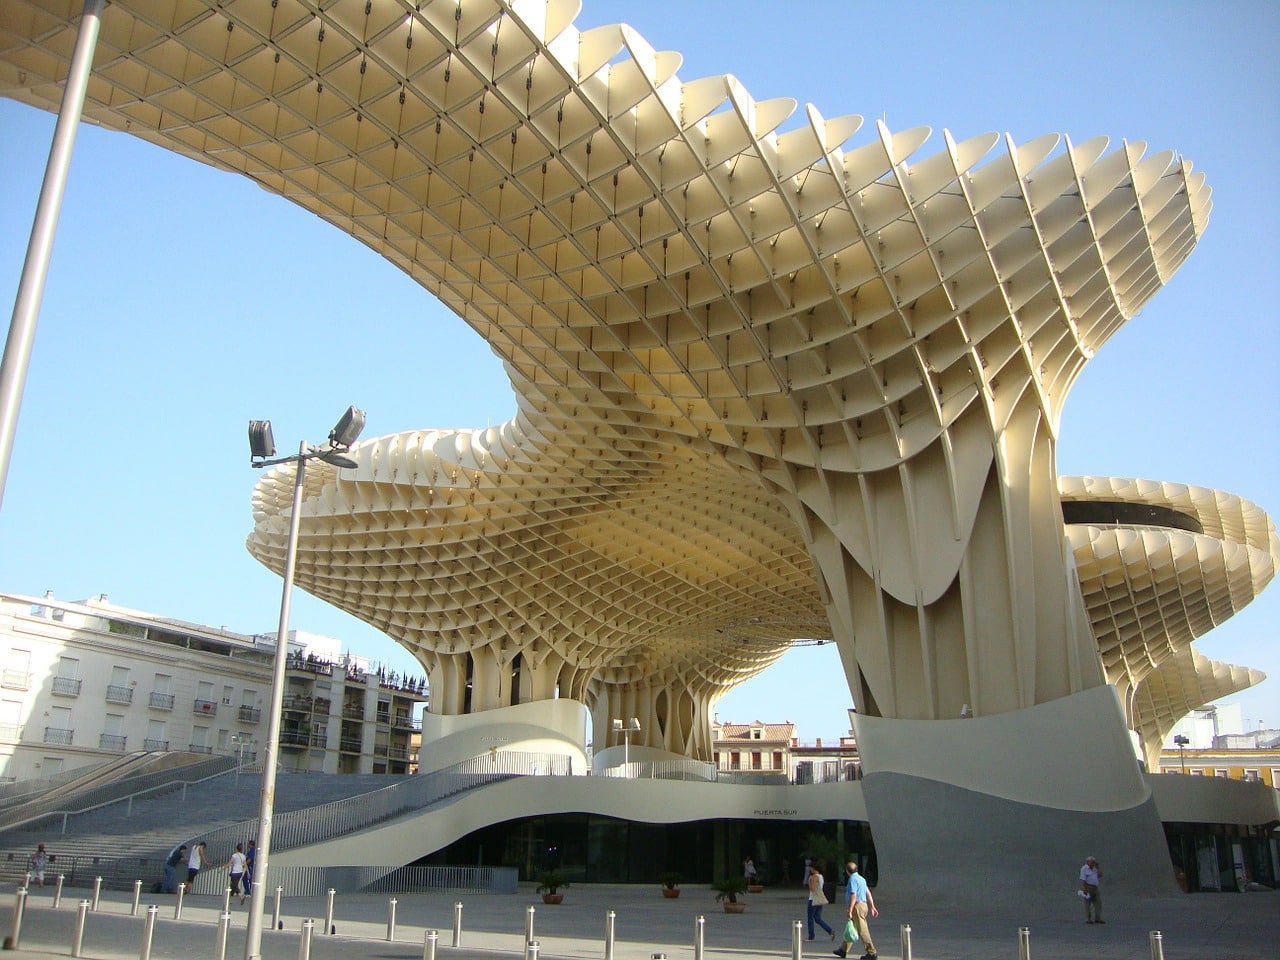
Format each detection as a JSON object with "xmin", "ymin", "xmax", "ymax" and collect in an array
[{"xmin": 415, "ymin": 813, "xmax": 874, "ymax": 887}]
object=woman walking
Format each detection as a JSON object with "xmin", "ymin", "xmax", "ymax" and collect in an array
[
  {"xmin": 807, "ymin": 862, "xmax": 834, "ymax": 940},
  {"xmin": 228, "ymin": 843, "xmax": 248, "ymax": 904}
]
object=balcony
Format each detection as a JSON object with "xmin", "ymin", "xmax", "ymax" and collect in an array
[
  {"xmin": 279, "ymin": 730, "xmax": 328, "ymax": 749},
  {"xmin": 338, "ymin": 737, "xmax": 363, "ymax": 753},
  {"xmin": 341, "ymin": 704, "xmax": 365, "ymax": 720},
  {"xmin": 282, "ymin": 695, "xmax": 329, "ymax": 714},
  {"xmin": 374, "ymin": 743, "xmax": 409, "ymax": 760},
  {"xmin": 143, "ymin": 738, "xmax": 169, "ymax": 751},
  {"xmin": 375, "ymin": 712, "xmax": 391, "ymax": 725},
  {"xmin": 286, "ymin": 656, "xmax": 332, "ymax": 677},
  {"xmin": 193, "ymin": 699, "xmax": 218, "ymax": 717},
  {"xmin": 51, "ymin": 676, "xmax": 82, "ymax": 697},
  {"xmin": 105, "ymin": 685, "xmax": 133, "ymax": 705},
  {"xmin": 1, "ymin": 669, "xmax": 30, "ymax": 691},
  {"xmin": 237, "ymin": 705, "xmax": 262, "ymax": 724},
  {"xmin": 0, "ymin": 723, "xmax": 23, "ymax": 741},
  {"xmin": 149, "ymin": 691, "xmax": 174, "ymax": 710},
  {"xmin": 187, "ymin": 743, "xmax": 213, "ymax": 754},
  {"xmin": 392, "ymin": 715, "xmax": 420, "ymax": 731},
  {"xmin": 99, "ymin": 733, "xmax": 128, "ymax": 751},
  {"xmin": 43, "ymin": 727, "xmax": 74, "ymax": 745}
]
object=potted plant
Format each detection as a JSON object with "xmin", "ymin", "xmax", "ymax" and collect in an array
[
  {"xmin": 659, "ymin": 872, "xmax": 682, "ymax": 898},
  {"xmin": 536, "ymin": 870, "xmax": 568, "ymax": 904},
  {"xmin": 713, "ymin": 875, "xmax": 748, "ymax": 913}
]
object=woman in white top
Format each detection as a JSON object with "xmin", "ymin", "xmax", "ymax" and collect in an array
[
  {"xmin": 186, "ymin": 841, "xmax": 206, "ymax": 891},
  {"xmin": 806, "ymin": 863, "xmax": 834, "ymax": 940},
  {"xmin": 228, "ymin": 843, "xmax": 248, "ymax": 904}
]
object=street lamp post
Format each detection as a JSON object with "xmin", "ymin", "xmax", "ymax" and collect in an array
[
  {"xmin": 242, "ymin": 407, "xmax": 365, "ymax": 960},
  {"xmin": 1173, "ymin": 734, "xmax": 1190, "ymax": 773},
  {"xmin": 231, "ymin": 736, "xmax": 253, "ymax": 785},
  {"xmin": 611, "ymin": 717, "xmax": 641, "ymax": 767}
]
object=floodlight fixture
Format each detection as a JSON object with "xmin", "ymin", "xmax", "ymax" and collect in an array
[
  {"xmin": 329, "ymin": 405, "xmax": 366, "ymax": 449},
  {"xmin": 248, "ymin": 420, "xmax": 276, "ymax": 461}
]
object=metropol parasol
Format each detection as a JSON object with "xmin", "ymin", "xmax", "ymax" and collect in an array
[{"xmin": 4, "ymin": 0, "xmax": 1276, "ymax": 898}]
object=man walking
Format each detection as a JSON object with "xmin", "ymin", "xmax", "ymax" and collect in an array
[
  {"xmin": 1080, "ymin": 856, "xmax": 1103, "ymax": 923},
  {"xmin": 834, "ymin": 859, "xmax": 877, "ymax": 959}
]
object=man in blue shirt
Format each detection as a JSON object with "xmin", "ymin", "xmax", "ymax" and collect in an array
[{"xmin": 834, "ymin": 859, "xmax": 877, "ymax": 959}]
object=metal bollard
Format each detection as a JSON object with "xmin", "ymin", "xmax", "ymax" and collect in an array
[
  {"xmin": 216, "ymin": 912, "xmax": 231, "ymax": 960},
  {"xmin": 422, "ymin": 928, "xmax": 439, "ymax": 960},
  {"xmin": 298, "ymin": 918, "xmax": 314, "ymax": 960},
  {"xmin": 91, "ymin": 877, "xmax": 102, "ymax": 911},
  {"xmin": 791, "ymin": 919, "xmax": 803, "ymax": 960},
  {"xmin": 222, "ymin": 886, "xmax": 232, "ymax": 915},
  {"xmin": 173, "ymin": 883, "xmax": 184, "ymax": 920},
  {"xmin": 53, "ymin": 874, "xmax": 65, "ymax": 909},
  {"xmin": 387, "ymin": 897, "xmax": 398, "ymax": 941},
  {"xmin": 1149, "ymin": 930, "xmax": 1165, "ymax": 960},
  {"xmin": 72, "ymin": 900, "xmax": 90, "ymax": 958},
  {"xmin": 132, "ymin": 879, "xmax": 143, "ymax": 916},
  {"xmin": 1018, "ymin": 925, "xmax": 1031, "ymax": 960},
  {"xmin": 273, "ymin": 885, "xmax": 283, "ymax": 931},
  {"xmin": 324, "ymin": 889, "xmax": 335, "ymax": 935},
  {"xmin": 902, "ymin": 922, "xmax": 914, "ymax": 960},
  {"xmin": 452, "ymin": 901, "xmax": 463, "ymax": 947},
  {"xmin": 8, "ymin": 886, "xmax": 28, "ymax": 950},
  {"xmin": 604, "ymin": 910, "xmax": 616, "ymax": 960},
  {"xmin": 140, "ymin": 904, "xmax": 159, "ymax": 960},
  {"xmin": 525, "ymin": 904, "xmax": 535, "ymax": 942},
  {"xmin": 694, "ymin": 914, "xmax": 705, "ymax": 960},
  {"xmin": 524, "ymin": 939, "xmax": 540, "ymax": 960}
]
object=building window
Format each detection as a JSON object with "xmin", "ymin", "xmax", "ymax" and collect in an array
[
  {"xmin": 772, "ymin": 750, "xmax": 783, "ymax": 770},
  {"xmin": 751, "ymin": 751, "xmax": 762, "ymax": 770},
  {"xmin": 106, "ymin": 665, "xmax": 133, "ymax": 704},
  {"xmin": 1189, "ymin": 769, "xmax": 1204, "ymax": 775},
  {"xmin": 1243, "ymin": 769, "xmax": 1260, "ymax": 782},
  {"xmin": 145, "ymin": 719, "xmax": 168, "ymax": 751},
  {"xmin": 730, "ymin": 751, "xmax": 740, "ymax": 769},
  {"xmin": 53, "ymin": 657, "xmax": 81, "ymax": 697},
  {"xmin": 1214, "ymin": 769, "xmax": 1229, "ymax": 778},
  {"xmin": 0, "ymin": 699, "xmax": 21, "ymax": 742},
  {"xmin": 45, "ymin": 705, "xmax": 73, "ymax": 744},
  {"xmin": 2, "ymin": 649, "xmax": 32, "ymax": 690}
]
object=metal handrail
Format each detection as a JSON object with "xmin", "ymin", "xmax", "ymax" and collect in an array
[
  {"xmin": 187, "ymin": 751, "xmax": 570, "ymax": 856},
  {"xmin": 600, "ymin": 759, "xmax": 718, "ymax": 781},
  {"xmin": 0, "ymin": 755, "xmax": 237, "ymax": 834},
  {"xmin": 0, "ymin": 759, "xmax": 112, "ymax": 806}
]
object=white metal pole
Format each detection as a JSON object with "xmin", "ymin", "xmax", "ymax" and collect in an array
[
  {"xmin": 0, "ymin": 0, "xmax": 103, "ymax": 514},
  {"xmin": 243, "ymin": 442, "xmax": 306, "ymax": 960}
]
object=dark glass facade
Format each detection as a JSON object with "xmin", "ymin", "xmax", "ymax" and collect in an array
[{"xmin": 414, "ymin": 814, "xmax": 875, "ymax": 887}]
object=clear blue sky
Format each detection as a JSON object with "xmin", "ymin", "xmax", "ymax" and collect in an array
[{"xmin": 1, "ymin": 1, "xmax": 1276, "ymax": 739}]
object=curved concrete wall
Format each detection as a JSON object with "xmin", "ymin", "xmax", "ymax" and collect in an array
[
  {"xmin": 417, "ymin": 700, "xmax": 590, "ymax": 774},
  {"xmin": 853, "ymin": 686, "xmax": 1176, "ymax": 906},
  {"xmin": 1148, "ymin": 772, "xmax": 1280, "ymax": 825},
  {"xmin": 274, "ymin": 776, "xmax": 865, "ymax": 870}
]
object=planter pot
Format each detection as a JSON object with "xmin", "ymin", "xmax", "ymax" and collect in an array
[
  {"xmin": 747, "ymin": 884, "xmax": 764, "ymax": 894},
  {"xmin": 541, "ymin": 893, "xmax": 564, "ymax": 905},
  {"xmin": 661, "ymin": 888, "xmax": 681, "ymax": 898},
  {"xmin": 722, "ymin": 901, "xmax": 746, "ymax": 914}
]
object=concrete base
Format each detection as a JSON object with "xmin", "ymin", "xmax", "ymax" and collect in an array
[
  {"xmin": 853, "ymin": 686, "xmax": 1179, "ymax": 908},
  {"xmin": 861, "ymin": 772, "xmax": 1176, "ymax": 908}
]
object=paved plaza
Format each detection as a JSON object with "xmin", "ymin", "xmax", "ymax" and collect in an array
[{"xmin": 3, "ymin": 880, "xmax": 1277, "ymax": 960}]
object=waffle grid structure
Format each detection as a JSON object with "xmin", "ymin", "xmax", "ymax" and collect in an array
[{"xmin": 0, "ymin": 0, "xmax": 1273, "ymax": 762}]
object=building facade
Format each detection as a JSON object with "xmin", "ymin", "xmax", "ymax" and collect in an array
[{"xmin": 0, "ymin": 592, "xmax": 426, "ymax": 782}]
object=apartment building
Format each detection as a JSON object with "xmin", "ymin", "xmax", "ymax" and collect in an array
[{"xmin": 0, "ymin": 592, "xmax": 427, "ymax": 781}]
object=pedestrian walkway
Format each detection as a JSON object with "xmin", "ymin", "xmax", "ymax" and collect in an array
[{"xmin": 4, "ymin": 879, "xmax": 1277, "ymax": 959}]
